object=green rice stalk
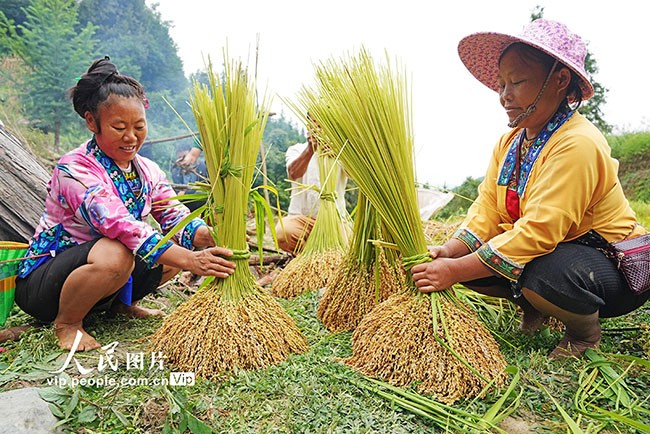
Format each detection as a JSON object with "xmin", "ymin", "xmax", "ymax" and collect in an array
[
  {"xmin": 572, "ymin": 349, "xmax": 650, "ymax": 431},
  {"xmin": 585, "ymin": 404, "xmax": 650, "ymax": 432},
  {"xmin": 349, "ymin": 366, "xmax": 522, "ymax": 433},
  {"xmin": 609, "ymin": 353, "xmax": 650, "ymax": 370},
  {"xmin": 288, "ymin": 48, "xmax": 506, "ymax": 403},
  {"xmin": 271, "ymin": 144, "xmax": 349, "ymax": 299},
  {"xmin": 150, "ymin": 54, "xmax": 308, "ymax": 376},
  {"xmin": 317, "ymin": 192, "xmax": 405, "ymax": 332},
  {"xmin": 532, "ymin": 377, "xmax": 586, "ymax": 434}
]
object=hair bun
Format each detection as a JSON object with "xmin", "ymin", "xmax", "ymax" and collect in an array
[{"xmin": 86, "ymin": 56, "xmax": 119, "ymax": 78}]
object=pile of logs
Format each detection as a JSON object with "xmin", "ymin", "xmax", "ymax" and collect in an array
[{"xmin": 0, "ymin": 125, "xmax": 48, "ymax": 242}]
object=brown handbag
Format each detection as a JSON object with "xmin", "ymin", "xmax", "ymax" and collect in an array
[{"xmin": 608, "ymin": 233, "xmax": 650, "ymax": 295}]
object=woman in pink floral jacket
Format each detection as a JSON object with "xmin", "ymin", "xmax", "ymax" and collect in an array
[{"xmin": 15, "ymin": 57, "xmax": 236, "ymax": 351}]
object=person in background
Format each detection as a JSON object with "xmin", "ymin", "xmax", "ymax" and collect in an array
[
  {"xmin": 172, "ymin": 141, "xmax": 208, "ymax": 212},
  {"xmin": 177, "ymin": 139, "xmax": 202, "ymax": 169},
  {"xmin": 411, "ymin": 19, "xmax": 650, "ymax": 358},
  {"xmin": 274, "ymin": 120, "xmax": 348, "ymax": 254},
  {"xmin": 171, "ymin": 145, "xmax": 193, "ymax": 186},
  {"xmin": 14, "ymin": 57, "xmax": 236, "ymax": 351}
]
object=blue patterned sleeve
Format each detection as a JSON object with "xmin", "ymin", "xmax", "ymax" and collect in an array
[
  {"xmin": 179, "ymin": 218, "xmax": 208, "ymax": 250},
  {"xmin": 136, "ymin": 232, "xmax": 174, "ymax": 268}
]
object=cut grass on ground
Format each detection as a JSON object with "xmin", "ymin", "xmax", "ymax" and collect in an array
[{"xmin": 1, "ymin": 280, "xmax": 649, "ymax": 433}]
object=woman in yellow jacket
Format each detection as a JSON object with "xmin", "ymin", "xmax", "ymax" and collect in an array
[{"xmin": 412, "ymin": 19, "xmax": 650, "ymax": 358}]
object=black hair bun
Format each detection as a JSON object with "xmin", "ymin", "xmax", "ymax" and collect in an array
[{"xmin": 86, "ymin": 56, "xmax": 119, "ymax": 78}]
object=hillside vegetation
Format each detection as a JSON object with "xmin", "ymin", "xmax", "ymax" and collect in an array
[{"xmin": 610, "ymin": 131, "xmax": 650, "ymax": 202}]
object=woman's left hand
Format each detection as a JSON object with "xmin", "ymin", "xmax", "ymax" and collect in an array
[
  {"xmin": 411, "ymin": 258, "xmax": 457, "ymax": 293},
  {"xmin": 193, "ymin": 225, "xmax": 215, "ymax": 249}
]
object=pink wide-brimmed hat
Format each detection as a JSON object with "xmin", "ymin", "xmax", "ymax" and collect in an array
[{"xmin": 458, "ymin": 19, "xmax": 594, "ymax": 101}]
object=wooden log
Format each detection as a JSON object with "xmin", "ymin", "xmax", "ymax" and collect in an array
[
  {"xmin": 0, "ymin": 126, "xmax": 49, "ymax": 242},
  {"xmin": 248, "ymin": 253, "xmax": 291, "ymax": 267}
]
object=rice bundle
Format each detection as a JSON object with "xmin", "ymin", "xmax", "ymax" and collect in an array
[
  {"xmin": 150, "ymin": 56, "xmax": 308, "ymax": 377},
  {"xmin": 317, "ymin": 192, "xmax": 404, "ymax": 332},
  {"xmin": 270, "ymin": 143, "xmax": 349, "ymax": 299},
  {"xmin": 292, "ymin": 48, "xmax": 506, "ymax": 403}
]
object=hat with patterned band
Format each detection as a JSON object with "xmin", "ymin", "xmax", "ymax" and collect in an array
[{"xmin": 457, "ymin": 19, "xmax": 594, "ymax": 101}]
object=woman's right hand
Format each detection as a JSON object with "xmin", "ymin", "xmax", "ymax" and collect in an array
[{"xmin": 187, "ymin": 246, "xmax": 236, "ymax": 278}]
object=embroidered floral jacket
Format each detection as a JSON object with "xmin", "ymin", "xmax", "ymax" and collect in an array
[
  {"xmin": 454, "ymin": 112, "xmax": 645, "ymax": 281},
  {"xmin": 18, "ymin": 139, "xmax": 206, "ymax": 277}
]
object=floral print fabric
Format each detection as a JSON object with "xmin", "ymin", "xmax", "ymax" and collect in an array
[{"xmin": 19, "ymin": 138, "xmax": 206, "ymax": 277}]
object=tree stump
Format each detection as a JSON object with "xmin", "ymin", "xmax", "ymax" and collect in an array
[{"xmin": 0, "ymin": 126, "xmax": 49, "ymax": 242}]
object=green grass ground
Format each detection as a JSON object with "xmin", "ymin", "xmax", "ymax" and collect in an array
[{"xmin": 1, "ymin": 279, "xmax": 649, "ymax": 433}]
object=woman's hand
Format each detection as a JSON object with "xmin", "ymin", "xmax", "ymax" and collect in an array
[
  {"xmin": 427, "ymin": 245, "xmax": 448, "ymax": 260},
  {"xmin": 193, "ymin": 225, "xmax": 215, "ymax": 249},
  {"xmin": 159, "ymin": 244, "xmax": 235, "ymax": 279},
  {"xmin": 411, "ymin": 258, "xmax": 457, "ymax": 293},
  {"xmin": 412, "ymin": 252, "xmax": 494, "ymax": 293},
  {"xmin": 186, "ymin": 246, "xmax": 236, "ymax": 278}
]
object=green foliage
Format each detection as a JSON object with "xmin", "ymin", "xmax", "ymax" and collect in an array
[
  {"xmin": 609, "ymin": 131, "xmax": 650, "ymax": 162},
  {"xmin": 2, "ymin": 285, "xmax": 649, "ymax": 433},
  {"xmin": 580, "ymin": 54, "xmax": 611, "ymax": 133},
  {"xmin": 0, "ymin": 0, "xmax": 29, "ymax": 55},
  {"xmin": 75, "ymin": 0, "xmax": 191, "ymax": 170},
  {"xmin": 77, "ymin": 0, "xmax": 187, "ymax": 93},
  {"xmin": 0, "ymin": 0, "xmax": 97, "ymax": 149},
  {"xmin": 630, "ymin": 201, "xmax": 650, "ymax": 228},
  {"xmin": 608, "ymin": 132, "xmax": 650, "ymax": 201},
  {"xmin": 435, "ymin": 176, "xmax": 482, "ymax": 220}
]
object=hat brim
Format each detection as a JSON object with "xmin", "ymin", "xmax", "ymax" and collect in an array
[{"xmin": 458, "ymin": 31, "xmax": 594, "ymax": 101}]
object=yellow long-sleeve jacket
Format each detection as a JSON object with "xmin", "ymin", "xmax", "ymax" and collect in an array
[{"xmin": 454, "ymin": 112, "xmax": 645, "ymax": 281}]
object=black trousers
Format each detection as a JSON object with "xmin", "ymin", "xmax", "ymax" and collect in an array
[
  {"xmin": 465, "ymin": 242, "xmax": 650, "ymax": 317},
  {"xmin": 15, "ymin": 239, "xmax": 162, "ymax": 322}
]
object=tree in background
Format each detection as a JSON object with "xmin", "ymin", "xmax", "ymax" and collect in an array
[
  {"xmin": 531, "ymin": 6, "xmax": 611, "ymax": 133},
  {"xmin": 0, "ymin": 0, "xmax": 29, "ymax": 54},
  {"xmin": 434, "ymin": 176, "xmax": 482, "ymax": 221},
  {"xmin": 0, "ymin": 0, "xmax": 97, "ymax": 148},
  {"xmin": 77, "ymin": 0, "xmax": 186, "ymax": 93}
]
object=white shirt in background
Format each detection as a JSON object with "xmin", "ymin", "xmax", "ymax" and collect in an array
[{"xmin": 285, "ymin": 142, "xmax": 348, "ymax": 218}]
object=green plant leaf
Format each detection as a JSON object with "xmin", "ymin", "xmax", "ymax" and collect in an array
[
  {"xmin": 76, "ymin": 405, "xmax": 97, "ymax": 424},
  {"xmin": 48, "ymin": 402, "xmax": 65, "ymax": 419},
  {"xmin": 587, "ymin": 403, "xmax": 650, "ymax": 431},
  {"xmin": 480, "ymin": 365, "xmax": 522, "ymax": 427},
  {"xmin": 38, "ymin": 386, "xmax": 70, "ymax": 404},
  {"xmin": 533, "ymin": 377, "xmax": 584, "ymax": 434},
  {"xmin": 64, "ymin": 388, "xmax": 79, "ymax": 419},
  {"xmin": 112, "ymin": 408, "xmax": 131, "ymax": 427},
  {"xmin": 186, "ymin": 410, "xmax": 214, "ymax": 434}
]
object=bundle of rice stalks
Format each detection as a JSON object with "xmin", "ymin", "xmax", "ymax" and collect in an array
[
  {"xmin": 270, "ymin": 143, "xmax": 349, "ymax": 299},
  {"xmin": 150, "ymin": 55, "xmax": 307, "ymax": 377},
  {"xmin": 291, "ymin": 48, "xmax": 506, "ymax": 403},
  {"xmin": 317, "ymin": 192, "xmax": 405, "ymax": 332}
]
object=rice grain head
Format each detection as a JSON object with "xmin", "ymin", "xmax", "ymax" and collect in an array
[
  {"xmin": 270, "ymin": 249, "xmax": 345, "ymax": 299},
  {"xmin": 150, "ymin": 284, "xmax": 308, "ymax": 378},
  {"xmin": 343, "ymin": 292, "xmax": 507, "ymax": 404},
  {"xmin": 317, "ymin": 251, "xmax": 405, "ymax": 332}
]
